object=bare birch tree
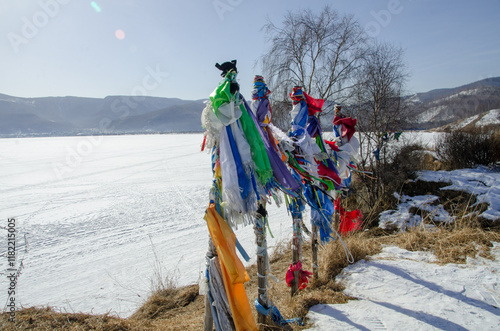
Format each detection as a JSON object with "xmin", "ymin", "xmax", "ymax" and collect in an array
[
  {"xmin": 352, "ymin": 41, "xmax": 410, "ymax": 211},
  {"xmin": 261, "ymin": 6, "xmax": 368, "ymax": 124}
]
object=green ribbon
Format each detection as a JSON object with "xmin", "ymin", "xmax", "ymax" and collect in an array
[
  {"xmin": 209, "ymin": 72, "xmax": 273, "ymax": 186},
  {"xmin": 209, "ymin": 72, "xmax": 235, "ymax": 116},
  {"xmin": 238, "ymin": 103, "xmax": 273, "ymax": 185},
  {"xmin": 287, "ymin": 152, "xmax": 336, "ymax": 191}
]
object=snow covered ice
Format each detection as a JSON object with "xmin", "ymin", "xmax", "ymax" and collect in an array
[{"xmin": 0, "ymin": 134, "xmax": 292, "ymax": 317}]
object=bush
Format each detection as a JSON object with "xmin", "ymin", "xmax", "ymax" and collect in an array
[
  {"xmin": 381, "ymin": 143, "xmax": 426, "ymax": 190},
  {"xmin": 435, "ymin": 129, "xmax": 500, "ymax": 169},
  {"xmin": 346, "ymin": 142, "xmax": 427, "ymax": 228}
]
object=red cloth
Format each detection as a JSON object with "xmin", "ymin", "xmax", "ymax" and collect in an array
[
  {"xmin": 324, "ymin": 140, "xmax": 340, "ymax": 152},
  {"xmin": 335, "ymin": 198, "xmax": 363, "ymax": 234},
  {"xmin": 334, "ymin": 198, "xmax": 341, "ymax": 211},
  {"xmin": 333, "ymin": 116, "xmax": 357, "ymax": 141},
  {"xmin": 201, "ymin": 134, "xmax": 207, "ymax": 152},
  {"xmin": 289, "ymin": 86, "xmax": 304, "ymax": 104},
  {"xmin": 304, "ymin": 92, "xmax": 324, "ymax": 116},
  {"xmin": 339, "ymin": 209, "xmax": 363, "ymax": 234},
  {"xmin": 286, "ymin": 261, "xmax": 313, "ymax": 290},
  {"xmin": 317, "ymin": 161, "xmax": 342, "ymax": 186}
]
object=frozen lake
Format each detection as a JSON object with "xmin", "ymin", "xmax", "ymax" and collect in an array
[{"xmin": 0, "ymin": 134, "xmax": 292, "ymax": 317}]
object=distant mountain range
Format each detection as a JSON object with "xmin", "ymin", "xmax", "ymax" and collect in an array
[
  {"xmin": 406, "ymin": 77, "xmax": 500, "ymax": 129},
  {"xmin": 0, "ymin": 94, "xmax": 206, "ymax": 137},
  {"xmin": 1, "ymin": 77, "xmax": 499, "ymax": 137},
  {"xmin": 315, "ymin": 77, "xmax": 500, "ymax": 132},
  {"xmin": 438, "ymin": 109, "xmax": 500, "ymax": 132}
]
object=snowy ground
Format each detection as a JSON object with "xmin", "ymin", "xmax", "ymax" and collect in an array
[
  {"xmin": 0, "ymin": 134, "xmax": 292, "ymax": 317},
  {"xmin": 306, "ymin": 243, "xmax": 500, "ymax": 330},
  {"xmin": 307, "ymin": 164, "xmax": 500, "ymax": 330}
]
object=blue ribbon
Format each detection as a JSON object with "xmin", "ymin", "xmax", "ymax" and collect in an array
[
  {"xmin": 290, "ymin": 100, "xmax": 309, "ymax": 129},
  {"xmin": 254, "ymin": 299, "xmax": 304, "ymax": 326},
  {"xmin": 226, "ymin": 125, "xmax": 251, "ymax": 201},
  {"xmin": 305, "ymin": 185, "xmax": 335, "ymax": 242},
  {"xmin": 235, "ymin": 238, "xmax": 250, "ymax": 262}
]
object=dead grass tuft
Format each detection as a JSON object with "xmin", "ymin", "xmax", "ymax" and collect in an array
[
  {"xmin": 320, "ymin": 233, "xmax": 382, "ymax": 281},
  {"xmin": 389, "ymin": 226, "xmax": 500, "ymax": 264},
  {"xmin": 130, "ymin": 285, "xmax": 199, "ymax": 320},
  {"xmin": 0, "ymin": 306, "xmax": 136, "ymax": 331}
]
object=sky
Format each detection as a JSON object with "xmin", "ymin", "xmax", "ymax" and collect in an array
[{"xmin": 0, "ymin": 0, "xmax": 499, "ymax": 101}]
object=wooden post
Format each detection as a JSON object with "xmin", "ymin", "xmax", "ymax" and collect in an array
[
  {"xmin": 311, "ymin": 224, "xmax": 319, "ymax": 280},
  {"xmin": 203, "ymin": 238, "xmax": 216, "ymax": 331},
  {"xmin": 254, "ymin": 204, "xmax": 269, "ymax": 325},
  {"xmin": 203, "ymin": 294, "xmax": 214, "ymax": 331},
  {"xmin": 291, "ymin": 210, "xmax": 302, "ymax": 296},
  {"xmin": 335, "ymin": 203, "xmax": 341, "ymax": 232}
]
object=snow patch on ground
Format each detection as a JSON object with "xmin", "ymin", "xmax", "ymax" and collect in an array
[
  {"xmin": 379, "ymin": 193, "xmax": 452, "ymax": 230},
  {"xmin": 418, "ymin": 167, "xmax": 500, "ymax": 221},
  {"xmin": 306, "ymin": 243, "xmax": 500, "ymax": 330},
  {"xmin": 380, "ymin": 167, "xmax": 500, "ymax": 229}
]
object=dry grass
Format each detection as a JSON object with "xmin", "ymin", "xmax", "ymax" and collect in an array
[
  {"xmin": 387, "ymin": 226, "xmax": 500, "ymax": 264},
  {"xmin": 0, "ymin": 306, "xmax": 137, "ymax": 330},
  {"xmin": 2, "ymin": 222, "xmax": 499, "ymax": 330},
  {"xmin": 319, "ymin": 232, "xmax": 382, "ymax": 282},
  {"xmin": 130, "ymin": 285, "xmax": 200, "ymax": 320}
]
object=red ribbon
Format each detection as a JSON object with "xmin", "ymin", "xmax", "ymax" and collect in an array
[
  {"xmin": 324, "ymin": 139, "xmax": 340, "ymax": 152},
  {"xmin": 286, "ymin": 260, "xmax": 313, "ymax": 290},
  {"xmin": 335, "ymin": 198, "xmax": 363, "ymax": 234},
  {"xmin": 333, "ymin": 115, "xmax": 357, "ymax": 142},
  {"xmin": 304, "ymin": 92, "xmax": 324, "ymax": 116},
  {"xmin": 201, "ymin": 133, "xmax": 207, "ymax": 152}
]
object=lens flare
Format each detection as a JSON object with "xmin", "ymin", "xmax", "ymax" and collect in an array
[
  {"xmin": 90, "ymin": 1, "xmax": 101, "ymax": 13},
  {"xmin": 115, "ymin": 29, "xmax": 125, "ymax": 40}
]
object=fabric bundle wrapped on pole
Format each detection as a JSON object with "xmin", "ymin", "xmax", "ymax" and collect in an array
[
  {"xmin": 250, "ymin": 76, "xmax": 300, "ymax": 193},
  {"xmin": 330, "ymin": 104, "xmax": 361, "ymax": 189},
  {"xmin": 329, "ymin": 104, "xmax": 363, "ymax": 236},
  {"xmin": 201, "ymin": 64, "xmax": 302, "ymax": 330},
  {"xmin": 201, "ymin": 60, "xmax": 263, "ymax": 330},
  {"xmin": 205, "ymin": 203, "xmax": 257, "ymax": 331},
  {"xmin": 253, "ymin": 204, "xmax": 269, "ymax": 325},
  {"xmin": 204, "ymin": 65, "xmax": 270, "ymax": 226},
  {"xmin": 286, "ymin": 86, "xmax": 325, "ymax": 289},
  {"xmin": 249, "ymin": 75, "xmax": 307, "ymax": 327},
  {"xmin": 284, "ymin": 86, "xmax": 355, "ymax": 284}
]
